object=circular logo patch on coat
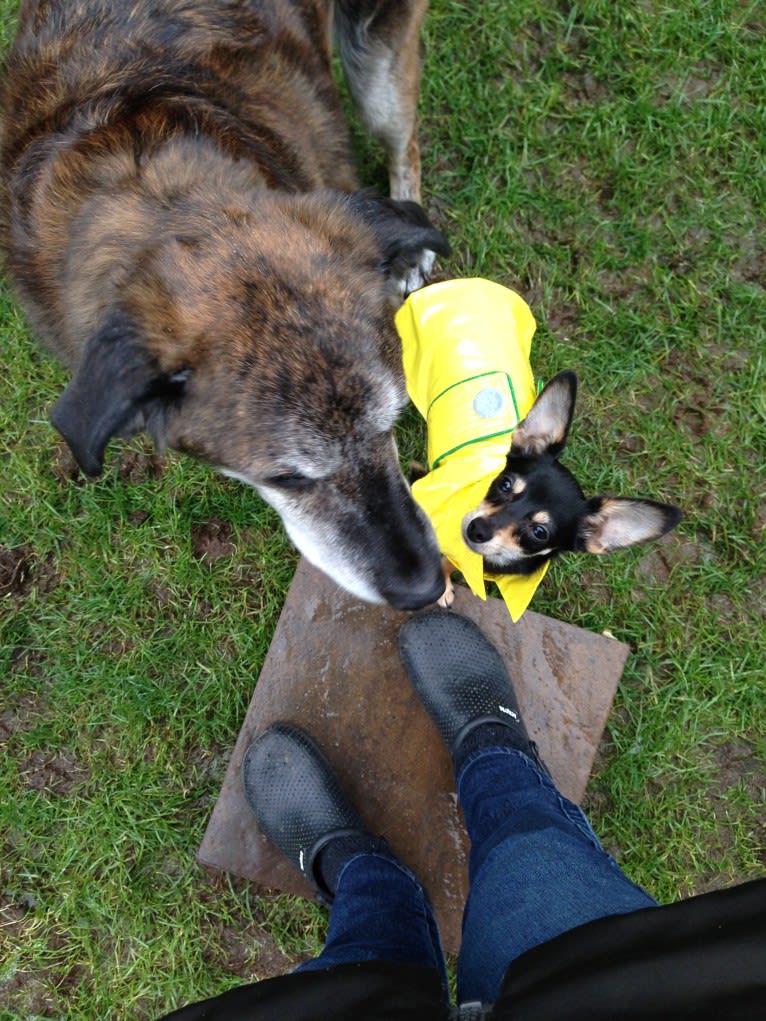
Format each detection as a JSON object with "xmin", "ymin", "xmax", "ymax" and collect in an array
[{"xmin": 473, "ymin": 387, "xmax": 505, "ymax": 419}]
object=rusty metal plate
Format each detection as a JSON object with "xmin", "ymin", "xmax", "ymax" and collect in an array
[{"xmin": 198, "ymin": 558, "xmax": 629, "ymax": 953}]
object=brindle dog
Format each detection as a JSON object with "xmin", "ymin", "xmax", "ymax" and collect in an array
[{"xmin": 0, "ymin": 0, "xmax": 449, "ymax": 609}]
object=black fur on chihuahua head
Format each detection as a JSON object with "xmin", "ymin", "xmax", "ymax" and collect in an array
[{"xmin": 462, "ymin": 371, "xmax": 682, "ymax": 575}]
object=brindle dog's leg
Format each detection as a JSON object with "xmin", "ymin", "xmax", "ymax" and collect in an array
[{"xmin": 335, "ymin": 0, "xmax": 429, "ymax": 203}]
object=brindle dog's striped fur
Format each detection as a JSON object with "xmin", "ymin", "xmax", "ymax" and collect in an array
[{"xmin": 0, "ymin": 0, "xmax": 449, "ymax": 609}]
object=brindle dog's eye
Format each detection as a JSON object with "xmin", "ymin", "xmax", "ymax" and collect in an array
[
  {"xmin": 531, "ymin": 523, "xmax": 549, "ymax": 543},
  {"xmin": 266, "ymin": 472, "xmax": 316, "ymax": 491}
]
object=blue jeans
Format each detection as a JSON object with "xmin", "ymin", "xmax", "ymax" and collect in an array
[{"xmin": 297, "ymin": 746, "xmax": 657, "ymax": 1005}]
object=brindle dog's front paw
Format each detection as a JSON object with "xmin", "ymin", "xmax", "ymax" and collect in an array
[
  {"xmin": 436, "ymin": 563, "xmax": 454, "ymax": 608},
  {"xmin": 400, "ymin": 249, "xmax": 437, "ymax": 297}
]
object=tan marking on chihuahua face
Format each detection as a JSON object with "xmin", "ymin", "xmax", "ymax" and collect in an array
[{"xmin": 461, "ymin": 508, "xmax": 525, "ymax": 562}]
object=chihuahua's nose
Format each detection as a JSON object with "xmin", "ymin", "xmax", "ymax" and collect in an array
[{"xmin": 466, "ymin": 517, "xmax": 494, "ymax": 544}]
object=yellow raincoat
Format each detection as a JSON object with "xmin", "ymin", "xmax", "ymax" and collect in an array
[{"xmin": 395, "ymin": 278, "xmax": 549, "ymax": 621}]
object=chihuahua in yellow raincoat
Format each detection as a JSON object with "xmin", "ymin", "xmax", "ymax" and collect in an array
[{"xmin": 396, "ymin": 278, "xmax": 681, "ymax": 620}]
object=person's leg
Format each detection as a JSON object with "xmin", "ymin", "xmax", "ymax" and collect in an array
[
  {"xmin": 456, "ymin": 745, "xmax": 656, "ymax": 1003},
  {"xmin": 398, "ymin": 610, "xmax": 657, "ymax": 1006},
  {"xmin": 297, "ymin": 851, "xmax": 445, "ymax": 979},
  {"xmin": 242, "ymin": 723, "xmax": 447, "ymax": 987}
]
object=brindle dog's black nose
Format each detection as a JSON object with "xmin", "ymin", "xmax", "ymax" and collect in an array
[
  {"xmin": 384, "ymin": 563, "xmax": 449, "ymax": 608},
  {"xmin": 466, "ymin": 517, "xmax": 494, "ymax": 544},
  {"xmin": 383, "ymin": 571, "xmax": 446, "ymax": 612}
]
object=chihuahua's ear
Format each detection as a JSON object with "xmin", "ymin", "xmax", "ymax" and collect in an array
[
  {"xmin": 577, "ymin": 497, "xmax": 682, "ymax": 554},
  {"xmin": 511, "ymin": 371, "xmax": 578, "ymax": 458},
  {"xmin": 50, "ymin": 310, "xmax": 188, "ymax": 476},
  {"xmin": 345, "ymin": 189, "xmax": 450, "ymax": 294}
]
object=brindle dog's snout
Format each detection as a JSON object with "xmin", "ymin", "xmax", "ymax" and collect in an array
[
  {"xmin": 382, "ymin": 567, "xmax": 446, "ymax": 611},
  {"xmin": 372, "ymin": 466, "xmax": 445, "ymax": 610},
  {"xmin": 378, "ymin": 517, "xmax": 446, "ymax": 609}
]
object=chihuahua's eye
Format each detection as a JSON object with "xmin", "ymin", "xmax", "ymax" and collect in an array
[
  {"xmin": 498, "ymin": 475, "xmax": 515, "ymax": 495},
  {"xmin": 531, "ymin": 523, "xmax": 549, "ymax": 543},
  {"xmin": 265, "ymin": 472, "xmax": 316, "ymax": 491}
]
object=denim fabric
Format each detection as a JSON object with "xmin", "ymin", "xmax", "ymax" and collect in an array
[
  {"xmin": 297, "ymin": 747, "xmax": 656, "ymax": 1007},
  {"xmin": 297, "ymin": 851, "xmax": 448, "ymax": 991},
  {"xmin": 455, "ymin": 747, "xmax": 657, "ymax": 1003}
]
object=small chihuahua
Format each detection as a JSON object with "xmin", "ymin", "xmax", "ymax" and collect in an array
[
  {"xmin": 397, "ymin": 278, "xmax": 682, "ymax": 614},
  {"xmin": 448, "ymin": 369, "xmax": 682, "ymax": 607}
]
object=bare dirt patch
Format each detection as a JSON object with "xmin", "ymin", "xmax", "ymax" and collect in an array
[
  {"xmin": 198, "ymin": 872, "xmax": 303, "ymax": 981},
  {"xmin": 0, "ymin": 544, "xmax": 58, "ymax": 601},
  {"xmin": 116, "ymin": 445, "xmax": 168, "ymax": 483},
  {"xmin": 191, "ymin": 518, "xmax": 237, "ymax": 563},
  {"xmin": 0, "ymin": 544, "xmax": 34, "ymax": 597},
  {"xmin": 691, "ymin": 740, "xmax": 766, "ymax": 893},
  {"xmin": 51, "ymin": 441, "xmax": 89, "ymax": 485},
  {"xmin": 0, "ymin": 900, "xmax": 87, "ymax": 1018},
  {"xmin": 51, "ymin": 438, "xmax": 167, "ymax": 485},
  {"xmin": 0, "ymin": 692, "xmax": 48, "ymax": 742},
  {"xmin": 633, "ymin": 533, "xmax": 715, "ymax": 586},
  {"xmin": 19, "ymin": 750, "xmax": 89, "ymax": 795},
  {"xmin": 710, "ymin": 740, "xmax": 765, "ymax": 811}
]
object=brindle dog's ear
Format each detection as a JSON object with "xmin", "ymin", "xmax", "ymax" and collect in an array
[
  {"xmin": 51, "ymin": 310, "xmax": 188, "ymax": 476},
  {"xmin": 345, "ymin": 189, "xmax": 450, "ymax": 293}
]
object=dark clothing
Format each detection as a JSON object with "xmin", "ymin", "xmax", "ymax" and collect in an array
[
  {"xmin": 496, "ymin": 877, "xmax": 766, "ymax": 1020},
  {"xmin": 160, "ymin": 877, "xmax": 766, "ymax": 1020}
]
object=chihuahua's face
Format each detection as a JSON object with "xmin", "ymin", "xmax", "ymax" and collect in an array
[
  {"xmin": 462, "ymin": 371, "xmax": 682, "ymax": 575},
  {"xmin": 463, "ymin": 452, "xmax": 589, "ymax": 575}
]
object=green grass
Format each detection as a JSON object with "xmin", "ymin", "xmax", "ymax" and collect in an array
[{"xmin": 2, "ymin": 0, "xmax": 765, "ymax": 1017}]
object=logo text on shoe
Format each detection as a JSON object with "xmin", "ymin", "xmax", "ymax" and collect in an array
[{"xmin": 498, "ymin": 705, "xmax": 519, "ymax": 721}]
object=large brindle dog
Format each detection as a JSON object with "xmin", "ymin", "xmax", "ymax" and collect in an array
[{"xmin": 0, "ymin": 0, "xmax": 449, "ymax": 609}]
